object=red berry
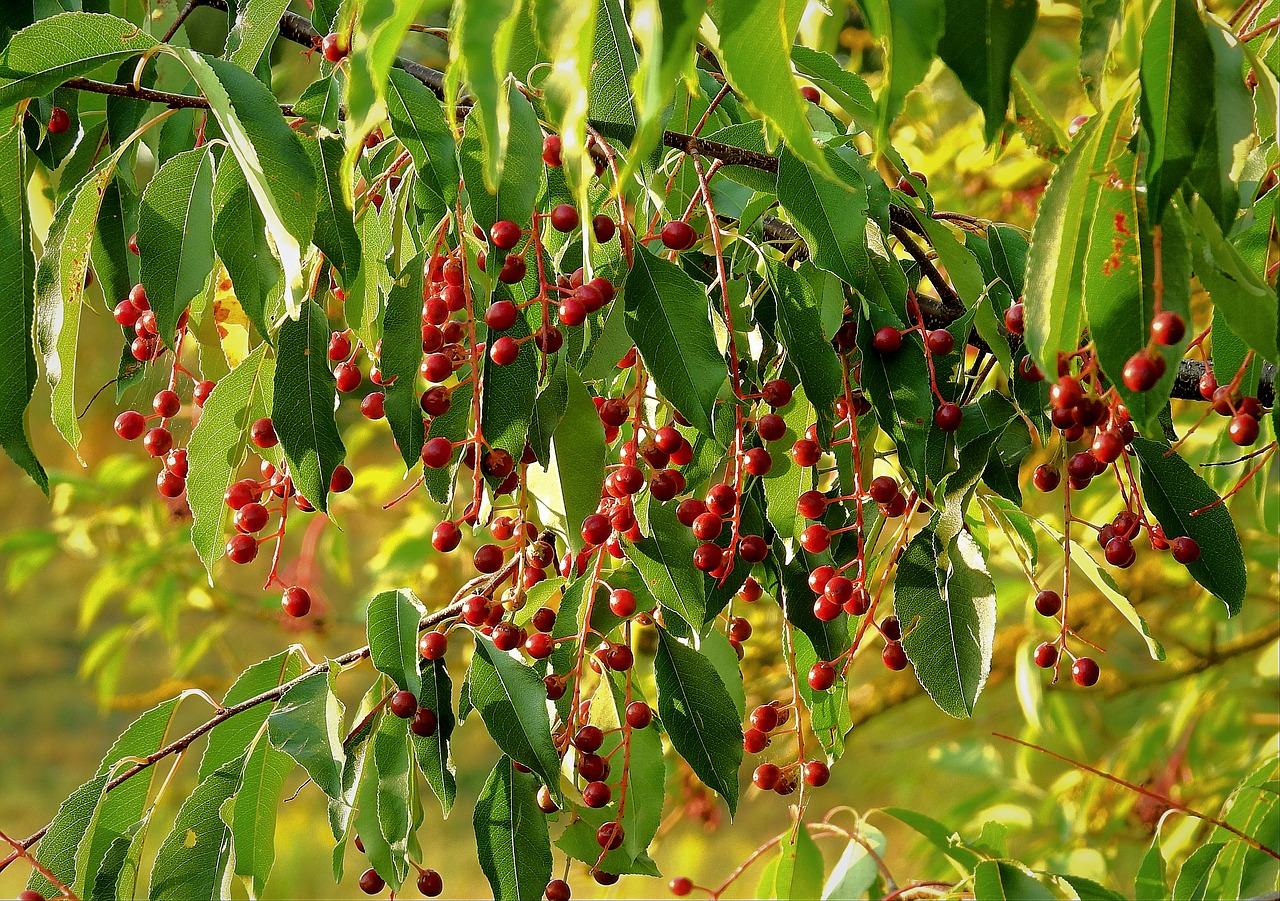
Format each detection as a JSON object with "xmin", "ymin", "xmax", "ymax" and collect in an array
[
  {"xmin": 660, "ymin": 220, "xmax": 697, "ymax": 250},
  {"xmin": 1067, "ymin": 114, "xmax": 1090, "ymax": 136},
  {"xmin": 934, "ymin": 402, "xmax": 963, "ymax": 432},
  {"xmin": 358, "ymin": 867, "xmax": 384, "ymax": 895},
  {"xmin": 692, "ymin": 543, "xmax": 723, "ymax": 572},
  {"xmin": 334, "ymin": 361, "xmax": 361, "ymax": 393},
  {"xmin": 417, "ymin": 869, "xmax": 443, "ymax": 897},
  {"xmin": 541, "ymin": 135, "xmax": 563, "ymax": 167},
  {"xmin": 808, "ymin": 661, "xmax": 836, "ymax": 691},
  {"xmin": 489, "ymin": 336, "xmax": 520, "ymax": 366},
  {"xmin": 1229, "ymin": 413, "xmax": 1260, "ymax": 446},
  {"xmin": 597, "ymin": 821, "xmax": 624, "ymax": 850},
  {"xmin": 473, "ymin": 544, "xmax": 505, "ymax": 573},
  {"xmin": 670, "ymin": 876, "xmax": 694, "ymax": 897},
  {"xmin": 47, "ymin": 106, "xmax": 70, "ymax": 135},
  {"xmin": 328, "ymin": 331, "xmax": 351, "ymax": 361},
  {"xmin": 626, "ymin": 701, "xmax": 652, "ymax": 729},
  {"xmin": 790, "ymin": 438, "xmax": 821, "ymax": 467},
  {"xmin": 143, "ymin": 427, "xmax": 173, "ymax": 457},
  {"xmin": 1034, "ymin": 589, "xmax": 1062, "ymax": 617},
  {"xmin": 752, "ymin": 763, "xmax": 781, "ymax": 791},
  {"xmin": 743, "ymin": 728, "xmax": 769, "ymax": 753},
  {"xmin": 558, "ymin": 297, "xmax": 587, "ymax": 327},
  {"xmin": 1104, "ymin": 536, "xmax": 1135, "ymax": 568},
  {"xmin": 871, "ymin": 326, "xmax": 902, "ymax": 354},
  {"xmin": 1171, "ymin": 536, "xmax": 1200, "ymax": 564},
  {"xmin": 490, "ymin": 220, "xmax": 522, "ymax": 250},
  {"xmin": 389, "ymin": 690, "xmax": 417, "ymax": 718},
  {"xmin": 797, "ymin": 490, "xmax": 827, "ymax": 520},
  {"xmin": 757, "ymin": 413, "xmax": 786, "ymax": 441},
  {"xmin": 593, "ymin": 215, "xmax": 616, "ymax": 243},
  {"xmin": 321, "ymin": 33, "xmax": 347, "ymax": 63},
  {"xmin": 1034, "ymin": 642, "xmax": 1058, "ymax": 668},
  {"xmin": 549, "ymin": 204, "xmax": 579, "ymax": 233},
  {"xmin": 193, "ymin": 380, "xmax": 215, "ymax": 407},
  {"xmin": 881, "ymin": 641, "xmax": 908, "ymax": 671},
  {"xmin": 800, "ymin": 85, "xmax": 821, "ymax": 104},
  {"xmin": 582, "ymin": 781, "xmax": 611, "ymax": 808},
  {"xmin": 235, "ymin": 502, "xmax": 270, "ymax": 533},
  {"xmin": 609, "ymin": 588, "xmax": 637, "ymax": 617},
  {"xmin": 868, "ymin": 475, "xmax": 898, "ymax": 504},
  {"xmin": 113, "ymin": 299, "xmax": 139, "ymax": 327},
  {"xmin": 250, "ymin": 417, "xmax": 277, "ymax": 449},
  {"xmin": 926, "ymin": 329, "xmax": 955, "ymax": 355},
  {"xmin": 545, "ymin": 878, "xmax": 571, "ymax": 901},
  {"xmin": 800, "ymin": 523, "xmax": 830, "ymax": 554},
  {"xmin": 750, "ymin": 704, "xmax": 779, "ymax": 732},
  {"xmin": 1122, "ymin": 350, "xmax": 1165, "ymax": 392},
  {"xmin": 282, "ymin": 586, "xmax": 311, "ymax": 617},
  {"xmin": 1071, "ymin": 656, "xmax": 1100, "ymax": 687},
  {"xmin": 226, "ymin": 533, "xmax": 258, "ymax": 564},
  {"xmin": 803, "ymin": 760, "xmax": 830, "ymax": 787},
  {"xmin": 1150, "ymin": 311, "xmax": 1186, "ymax": 346},
  {"xmin": 419, "ymin": 630, "xmax": 448, "ymax": 660},
  {"xmin": 761, "ymin": 379, "xmax": 794, "ymax": 408},
  {"xmin": 1004, "ymin": 302, "xmax": 1025, "ymax": 335},
  {"xmin": 114, "ymin": 410, "xmax": 146, "ymax": 440}
]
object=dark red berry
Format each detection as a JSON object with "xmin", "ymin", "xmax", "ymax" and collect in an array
[
  {"xmin": 1150, "ymin": 311, "xmax": 1186, "ymax": 346},
  {"xmin": 389, "ymin": 690, "xmax": 417, "ymax": 718},
  {"xmin": 47, "ymin": 106, "xmax": 70, "ymax": 135},
  {"xmin": 926, "ymin": 329, "xmax": 955, "ymax": 355},
  {"xmin": 872, "ymin": 326, "xmax": 902, "ymax": 354},
  {"xmin": 934, "ymin": 402, "xmax": 963, "ymax": 432},
  {"xmin": 1034, "ymin": 642, "xmax": 1058, "ymax": 668},
  {"xmin": 1004, "ymin": 302, "xmax": 1025, "ymax": 335},
  {"xmin": 490, "ymin": 220, "xmax": 522, "ymax": 250},
  {"xmin": 114, "ymin": 410, "xmax": 146, "ymax": 440},
  {"xmin": 808, "ymin": 661, "xmax": 836, "ymax": 691},
  {"xmin": 660, "ymin": 220, "xmax": 697, "ymax": 251},
  {"xmin": 419, "ymin": 630, "xmax": 448, "ymax": 660},
  {"xmin": 417, "ymin": 869, "xmax": 443, "ymax": 897},
  {"xmin": 1034, "ymin": 589, "xmax": 1062, "ymax": 617},
  {"xmin": 321, "ymin": 33, "xmax": 347, "ymax": 63},
  {"xmin": 881, "ymin": 641, "xmax": 908, "ymax": 671},
  {"xmin": 282, "ymin": 586, "xmax": 311, "ymax": 617},
  {"xmin": 1071, "ymin": 656, "xmax": 1100, "ymax": 687},
  {"xmin": 1122, "ymin": 350, "xmax": 1165, "ymax": 392},
  {"xmin": 1171, "ymin": 536, "xmax": 1200, "ymax": 564},
  {"xmin": 358, "ymin": 867, "xmax": 384, "ymax": 895}
]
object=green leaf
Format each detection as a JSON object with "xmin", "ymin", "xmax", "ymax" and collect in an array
[
  {"xmin": 35, "ymin": 157, "xmax": 118, "ymax": 460},
  {"xmin": 856, "ymin": 304, "xmax": 933, "ymax": 490},
  {"xmin": 346, "ymin": 197, "xmax": 395, "ymax": 350},
  {"xmin": 138, "ymin": 146, "xmax": 217, "ymax": 347},
  {"xmin": 410, "ymin": 658, "xmax": 457, "ymax": 816},
  {"xmin": 1130, "ymin": 437, "xmax": 1247, "ymax": 615},
  {"xmin": 624, "ymin": 498, "xmax": 708, "ymax": 635},
  {"xmin": 381, "ymin": 255, "xmax": 427, "ymax": 469},
  {"xmin": 587, "ymin": 0, "xmax": 641, "ymax": 145},
  {"xmin": 709, "ymin": 0, "xmax": 833, "ymax": 179},
  {"xmin": 187, "ymin": 345, "xmax": 278, "ymax": 576},
  {"xmin": 881, "ymin": 808, "xmax": 982, "ymax": 870},
  {"xmin": 1139, "ymin": 0, "xmax": 1214, "ymax": 221},
  {"xmin": 230, "ymin": 732, "xmax": 295, "ymax": 898},
  {"xmin": 386, "ymin": 67, "xmax": 458, "ymax": 214},
  {"xmin": 450, "ymin": 0, "xmax": 524, "ymax": 190},
  {"xmin": 267, "ymin": 667, "xmax": 346, "ymax": 799},
  {"xmin": 0, "ymin": 126, "xmax": 45, "ymax": 492},
  {"xmin": 1188, "ymin": 25, "xmax": 1254, "ymax": 231},
  {"xmin": 213, "ymin": 154, "xmax": 281, "ymax": 343},
  {"xmin": 776, "ymin": 147, "xmax": 869, "ymax": 289},
  {"xmin": 200, "ymin": 650, "xmax": 305, "ymax": 779},
  {"xmin": 369, "ymin": 712, "xmax": 413, "ymax": 889},
  {"xmin": 272, "ymin": 298, "xmax": 347, "ymax": 512},
  {"xmin": 457, "ymin": 80, "xmax": 545, "ymax": 232},
  {"xmin": 367, "ymin": 588, "xmax": 426, "ymax": 696},
  {"xmin": 1135, "ymin": 833, "xmax": 1167, "ymax": 900},
  {"xmin": 147, "ymin": 754, "xmax": 246, "ymax": 900},
  {"xmin": 1185, "ymin": 197, "xmax": 1279, "ymax": 364},
  {"xmin": 467, "ymin": 633, "xmax": 563, "ymax": 792},
  {"xmin": 0, "ymin": 13, "xmax": 157, "ymax": 108},
  {"xmin": 1079, "ymin": 0, "xmax": 1122, "ymax": 108},
  {"xmin": 165, "ymin": 48, "xmax": 316, "ymax": 317},
  {"xmin": 894, "ymin": 526, "xmax": 996, "ymax": 717},
  {"xmin": 304, "ymin": 135, "xmax": 362, "ymax": 289},
  {"xmin": 474, "ymin": 756, "xmax": 553, "ymax": 901},
  {"xmin": 1056, "ymin": 873, "xmax": 1128, "ymax": 901},
  {"xmin": 790, "ymin": 46, "xmax": 877, "ymax": 137},
  {"xmin": 654, "ymin": 626, "xmax": 743, "ymax": 814},
  {"xmin": 224, "ymin": 0, "xmax": 291, "ymax": 72},
  {"xmin": 1171, "ymin": 842, "xmax": 1227, "ymax": 901},
  {"xmin": 763, "ymin": 388, "xmax": 817, "ymax": 543},
  {"xmin": 937, "ymin": 0, "xmax": 1038, "ymax": 143},
  {"xmin": 821, "ymin": 829, "xmax": 887, "ymax": 900},
  {"xmin": 625, "ymin": 245, "xmax": 727, "ymax": 436},
  {"xmin": 857, "ymin": 0, "xmax": 945, "ymax": 151},
  {"xmin": 759, "ymin": 823, "xmax": 824, "ymax": 900},
  {"xmin": 1085, "ymin": 171, "xmax": 1192, "ymax": 431},
  {"xmin": 293, "ymin": 75, "xmax": 344, "ymax": 134},
  {"xmin": 343, "ymin": 0, "xmax": 442, "ymax": 200},
  {"xmin": 974, "ymin": 860, "xmax": 1055, "ymax": 901},
  {"xmin": 28, "ymin": 698, "xmax": 181, "ymax": 901},
  {"xmin": 626, "ymin": 0, "xmax": 702, "ymax": 172},
  {"xmin": 526, "ymin": 367, "xmax": 606, "ymax": 554},
  {"xmin": 1024, "ymin": 86, "xmax": 1137, "ymax": 379},
  {"xmin": 767, "ymin": 261, "xmax": 843, "ymax": 443}
]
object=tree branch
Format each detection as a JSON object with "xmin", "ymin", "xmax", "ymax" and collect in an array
[{"xmin": 0, "ymin": 538, "xmax": 537, "ymax": 872}]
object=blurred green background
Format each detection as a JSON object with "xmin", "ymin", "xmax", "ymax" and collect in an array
[{"xmin": 1, "ymin": 1, "xmax": 1277, "ymax": 899}]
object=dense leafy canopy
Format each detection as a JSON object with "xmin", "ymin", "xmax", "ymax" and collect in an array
[{"xmin": 0, "ymin": 1, "xmax": 1277, "ymax": 900}]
